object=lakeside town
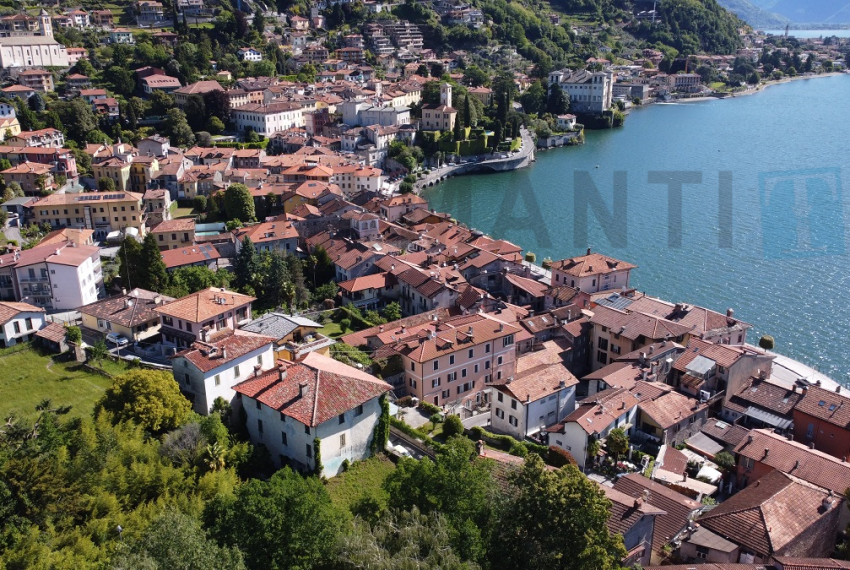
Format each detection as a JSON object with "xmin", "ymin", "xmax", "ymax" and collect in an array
[{"xmin": 0, "ymin": 0, "xmax": 848, "ymax": 567}]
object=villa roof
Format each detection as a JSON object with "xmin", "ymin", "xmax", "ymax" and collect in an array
[{"xmin": 155, "ymin": 287, "xmax": 254, "ymax": 322}]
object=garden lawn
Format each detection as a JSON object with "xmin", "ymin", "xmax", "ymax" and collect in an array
[
  {"xmin": 0, "ymin": 346, "xmax": 126, "ymax": 421},
  {"xmin": 171, "ymin": 205, "xmax": 196, "ymax": 219},
  {"xmin": 318, "ymin": 320, "xmax": 345, "ymax": 339},
  {"xmin": 325, "ymin": 454, "xmax": 396, "ymax": 513}
]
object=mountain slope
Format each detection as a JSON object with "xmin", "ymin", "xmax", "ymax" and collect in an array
[
  {"xmin": 748, "ymin": 0, "xmax": 850, "ymax": 23},
  {"xmin": 715, "ymin": 0, "xmax": 789, "ymax": 27}
]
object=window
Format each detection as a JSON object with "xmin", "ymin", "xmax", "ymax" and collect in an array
[
  {"xmin": 497, "ymin": 371, "xmax": 502, "ymax": 380},
  {"xmin": 432, "ymin": 377, "xmax": 441, "ymax": 388},
  {"xmin": 509, "ymin": 415, "xmax": 518, "ymax": 427},
  {"xmin": 447, "ymin": 372, "xmax": 457, "ymax": 381},
  {"xmin": 696, "ymin": 546, "xmax": 708, "ymax": 560},
  {"xmin": 497, "ymin": 356, "xmax": 503, "ymax": 365},
  {"xmin": 597, "ymin": 351, "xmax": 607, "ymax": 364},
  {"xmin": 461, "ymin": 368, "xmax": 467, "ymax": 378},
  {"xmin": 497, "ymin": 392, "xmax": 503, "ymax": 402},
  {"xmin": 503, "ymin": 334, "xmax": 514, "ymax": 347},
  {"xmin": 256, "ymin": 400, "xmax": 261, "ymax": 410},
  {"xmin": 511, "ymin": 399, "xmax": 517, "ymax": 410},
  {"xmin": 234, "ymin": 365, "xmax": 240, "ymax": 377},
  {"xmin": 12, "ymin": 322, "xmax": 20, "ymax": 334},
  {"xmin": 305, "ymin": 425, "xmax": 311, "ymax": 435},
  {"xmin": 485, "ymin": 343, "xmax": 491, "ymax": 353},
  {"xmin": 449, "ymin": 355, "xmax": 455, "ymax": 365},
  {"xmin": 743, "ymin": 456, "xmax": 754, "ymax": 471},
  {"xmin": 433, "ymin": 360, "xmax": 439, "ymax": 371},
  {"xmin": 807, "ymin": 423, "xmax": 815, "ymax": 438},
  {"xmin": 24, "ymin": 318, "xmax": 32, "ymax": 331},
  {"xmin": 355, "ymin": 404, "xmax": 364, "ymax": 416},
  {"xmin": 485, "ymin": 361, "xmax": 490, "ymax": 370},
  {"xmin": 340, "ymin": 433, "xmax": 346, "ymax": 448},
  {"xmin": 410, "ymin": 362, "xmax": 415, "ymax": 371},
  {"xmin": 279, "ymin": 412, "xmax": 286, "ymax": 422},
  {"xmin": 495, "ymin": 408, "xmax": 504, "ymax": 419},
  {"xmin": 257, "ymin": 354, "xmax": 263, "ymax": 366},
  {"xmin": 611, "ymin": 345, "xmax": 621, "ymax": 355},
  {"xmin": 214, "ymin": 374, "xmax": 220, "ymax": 386},
  {"xmin": 339, "ymin": 413, "xmax": 345, "ymax": 424},
  {"xmin": 257, "ymin": 419, "xmax": 263, "ymax": 433},
  {"xmin": 598, "ymin": 337, "xmax": 609, "ymax": 351},
  {"xmin": 474, "ymin": 364, "xmax": 479, "ymax": 373},
  {"xmin": 305, "ymin": 443, "xmax": 312, "ymax": 458},
  {"xmin": 468, "ymin": 348, "xmax": 474, "ymax": 358}
]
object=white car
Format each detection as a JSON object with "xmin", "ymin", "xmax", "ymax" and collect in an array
[{"xmin": 106, "ymin": 333, "xmax": 129, "ymax": 347}]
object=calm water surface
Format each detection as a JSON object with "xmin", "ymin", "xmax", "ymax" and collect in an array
[{"xmin": 424, "ymin": 74, "xmax": 850, "ymax": 381}]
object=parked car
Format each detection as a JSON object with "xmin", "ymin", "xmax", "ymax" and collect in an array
[{"xmin": 106, "ymin": 333, "xmax": 129, "ymax": 347}]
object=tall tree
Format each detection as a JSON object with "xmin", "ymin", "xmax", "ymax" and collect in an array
[
  {"xmin": 489, "ymin": 455, "xmax": 626, "ymax": 570},
  {"xmin": 165, "ymin": 108, "xmax": 195, "ymax": 147},
  {"xmin": 233, "ymin": 236, "xmax": 258, "ymax": 290},
  {"xmin": 204, "ymin": 468, "xmax": 342, "ymax": 570},
  {"xmin": 95, "ymin": 369, "xmax": 192, "ymax": 433},
  {"xmin": 139, "ymin": 233, "xmax": 169, "ymax": 292},
  {"xmin": 27, "ymin": 92, "xmax": 45, "ymax": 112},
  {"xmin": 203, "ymin": 89, "xmax": 232, "ymax": 123},
  {"xmin": 104, "ymin": 66, "xmax": 135, "ymax": 97},
  {"xmin": 463, "ymin": 94, "xmax": 472, "ymax": 128},
  {"xmin": 546, "ymin": 82, "xmax": 570, "ymax": 115},
  {"xmin": 385, "ymin": 437, "xmax": 496, "ymax": 563},
  {"xmin": 184, "ymin": 94, "xmax": 207, "ymax": 131},
  {"xmin": 118, "ymin": 236, "xmax": 144, "ymax": 290},
  {"xmin": 223, "ymin": 183, "xmax": 256, "ymax": 222}
]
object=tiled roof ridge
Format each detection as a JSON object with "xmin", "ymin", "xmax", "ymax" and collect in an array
[{"xmin": 312, "ymin": 370, "xmax": 321, "ymax": 427}]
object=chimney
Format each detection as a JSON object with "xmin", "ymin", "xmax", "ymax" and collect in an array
[
  {"xmin": 299, "ymin": 382, "xmax": 307, "ymax": 398},
  {"xmin": 764, "ymin": 448, "xmax": 769, "ymax": 458},
  {"xmin": 838, "ymin": 385, "xmax": 842, "ymax": 394},
  {"xmin": 221, "ymin": 347, "xmax": 227, "ymax": 359},
  {"xmin": 747, "ymin": 435, "xmax": 754, "ymax": 444},
  {"xmin": 727, "ymin": 308, "xmax": 734, "ymax": 318},
  {"xmin": 586, "ymin": 247, "xmax": 591, "ymax": 255}
]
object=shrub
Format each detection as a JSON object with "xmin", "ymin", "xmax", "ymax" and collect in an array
[
  {"xmin": 66, "ymin": 325, "xmax": 82, "ymax": 344},
  {"xmin": 470, "ymin": 426, "xmax": 485, "ymax": 441},
  {"xmin": 341, "ymin": 459, "xmax": 351, "ymax": 472},
  {"xmin": 546, "ymin": 446, "xmax": 578, "ymax": 468},
  {"xmin": 339, "ymin": 318, "xmax": 351, "ymax": 332},
  {"xmin": 508, "ymin": 440, "xmax": 528, "ymax": 457},
  {"xmin": 442, "ymin": 415, "xmax": 464, "ymax": 438},
  {"xmin": 395, "ymin": 396, "xmax": 414, "ymax": 407},
  {"xmin": 759, "ymin": 335, "xmax": 775, "ymax": 350},
  {"xmin": 418, "ymin": 401, "xmax": 441, "ymax": 415},
  {"xmin": 193, "ymin": 195, "xmax": 208, "ymax": 212},
  {"xmin": 429, "ymin": 413, "xmax": 443, "ymax": 424}
]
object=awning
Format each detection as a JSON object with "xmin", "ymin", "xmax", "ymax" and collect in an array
[{"xmin": 744, "ymin": 406, "xmax": 792, "ymax": 430}]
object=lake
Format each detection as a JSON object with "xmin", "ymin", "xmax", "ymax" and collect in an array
[{"xmin": 424, "ymin": 74, "xmax": 850, "ymax": 381}]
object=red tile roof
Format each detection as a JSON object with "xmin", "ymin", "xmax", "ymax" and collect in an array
[
  {"xmin": 698, "ymin": 470, "xmax": 842, "ymax": 558},
  {"xmin": 613, "ymin": 473, "xmax": 701, "ymax": 552},
  {"xmin": 794, "ymin": 385, "xmax": 850, "ymax": 429},
  {"xmin": 734, "ymin": 429, "xmax": 850, "ymax": 494},
  {"xmin": 161, "ymin": 244, "xmax": 221, "ymax": 269},
  {"xmin": 338, "ymin": 272, "xmax": 397, "ymax": 293},
  {"xmin": 551, "ymin": 252, "xmax": 636, "ymax": 277},
  {"xmin": 589, "ymin": 305, "xmax": 692, "ymax": 342},
  {"xmin": 559, "ymin": 387, "xmax": 639, "ymax": 435},
  {"xmin": 79, "ymin": 288, "xmax": 174, "ymax": 328},
  {"xmin": 34, "ymin": 321, "xmax": 67, "ymax": 344},
  {"xmin": 233, "ymin": 352, "xmax": 391, "ymax": 427},
  {"xmin": 155, "ymin": 287, "xmax": 254, "ymax": 323},
  {"xmin": 174, "ymin": 330, "xmax": 274, "ymax": 373},
  {"xmin": 0, "ymin": 301, "xmax": 43, "ymax": 325},
  {"xmin": 495, "ymin": 340, "xmax": 578, "ymax": 402}
]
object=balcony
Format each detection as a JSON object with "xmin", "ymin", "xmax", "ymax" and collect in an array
[{"xmin": 18, "ymin": 276, "xmax": 49, "ymax": 284}]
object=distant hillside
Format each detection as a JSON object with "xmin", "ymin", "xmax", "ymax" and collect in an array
[
  {"xmin": 715, "ymin": 0, "xmax": 789, "ymax": 27},
  {"xmin": 748, "ymin": 0, "xmax": 850, "ymax": 24}
]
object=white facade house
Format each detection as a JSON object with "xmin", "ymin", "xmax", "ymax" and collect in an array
[
  {"xmin": 171, "ymin": 329, "xmax": 275, "ymax": 415},
  {"xmin": 233, "ymin": 102, "xmax": 304, "ymax": 136},
  {"xmin": 546, "ymin": 387, "xmax": 639, "ymax": 472},
  {"xmin": 491, "ymin": 341, "xmax": 579, "ymax": 440},
  {"xmin": 237, "ymin": 47, "xmax": 263, "ymax": 61},
  {"xmin": 0, "ymin": 301, "xmax": 45, "ymax": 347},
  {"xmin": 549, "ymin": 250, "xmax": 636, "ymax": 293},
  {"xmin": 548, "ymin": 68, "xmax": 614, "ymax": 114},
  {"xmin": 10, "ymin": 242, "xmax": 103, "ymax": 311},
  {"xmin": 0, "ymin": 36, "xmax": 69, "ymax": 69},
  {"xmin": 235, "ymin": 352, "xmax": 391, "ymax": 477}
]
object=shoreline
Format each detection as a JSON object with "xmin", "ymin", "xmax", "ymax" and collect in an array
[{"xmin": 673, "ymin": 71, "xmax": 846, "ymax": 103}]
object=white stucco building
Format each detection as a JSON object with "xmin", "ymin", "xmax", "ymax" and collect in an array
[
  {"xmin": 233, "ymin": 102, "xmax": 304, "ymax": 136},
  {"xmin": 491, "ymin": 340, "xmax": 578, "ymax": 440},
  {"xmin": 549, "ymin": 250, "xmax": 636, "ymax": 293},
  {"xmin": 0, "ymin": 301, "xmax": 45, "ymax": 347},
  {"xmin": 10, "ymin": 242, "xmax": 103, "ymax": 311},
  {"xmin": 548, "ymin": 68, "xmax": 614, "ymax": 114},
  {"xmin": 235, "ymin": 352, "xmax": 391, "ymax": 477},
  {"xmin": 0, "ymin": 36, "xmax": 69, "ymax": 69},
  {"xmin": 545, "ymin": 387, "xmax": 639, "ymax": 472},
  {"xmin": 171, "ymin": 329, "xmax": 275, "ymax": 415}
]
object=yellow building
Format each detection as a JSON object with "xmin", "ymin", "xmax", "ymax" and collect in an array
[
  {"xmin": 92, "ymin": 158, "xmax": 132, "ymax": 192},
  {"xmin": 80, "ymin": 288, "xmax": 175, "ymax": 342},
  {"xmin": 150, "ymin": 218, "xmax": 195, "ymax": 250},
  {"xmin": 420, "ymin": 83, "xmax": 457, "ymax": 132},
  {"xmin": 129, "ymin": 155, "xmax": 159, "ymax": 194},
  {"xmin": 32, "ymin": 190, "xmax": 147, "ymax": 238}
]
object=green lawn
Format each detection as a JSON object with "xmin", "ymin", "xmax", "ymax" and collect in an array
[
  {"xmin": 325, "ymin": 454, "xmax": 396, "ymax": 513},
  {"xmin": 0, "ymin": 346, "xmax": 127, "ymax": 421},
  {"xmin": 172, "ymin": 206, "xmax": 196, "ymax": 219},
  {"xmin": 319, "ymin": 320, "xmax": 346, "ymax": 339}
]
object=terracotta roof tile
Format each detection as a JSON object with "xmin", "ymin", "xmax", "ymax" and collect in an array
[
  {"xmin": 794, "ymin": 385, "xmax": 850, "ymax": 429},
  {"xmin": 80, "ymin": 288, "xmax": 174, "ymax": 327},
  {"xmin": 551, "ymin": 252, "xmax": 636, "ymax": 277},
  {"xmin": 155, "ymin": 287, "xmax": 254, "ymax": 323},
  {"xmin": 233, "ymin": 352, "xmax": 390, "ymax": 426},
  {"xmin": 0, "ymin": 301, "xmax": 43, "ymax": 325},
  {"xmin": 698, "ymin": 470, "xmax": 842, "ymax": 558},
  {"xmin": 174, "ymin": 330, "xmax": 274, "ymax": 373}
]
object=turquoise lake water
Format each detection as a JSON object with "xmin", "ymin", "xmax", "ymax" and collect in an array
[{"xmin": 424, "ymin": 74, "xmax": 850, "ymax": 381}]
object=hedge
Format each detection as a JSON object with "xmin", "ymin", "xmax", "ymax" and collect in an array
[
  {"xmin": 390, "ymin": 417, "xmax": 434, "ymax": 447},
  {"xmin": 468, "ymin": 426, "xmax": 547, "ymax": 458},
  {"xmin": 212, "ymin": 140, "xmax": 270, "ymax": 149},
  {"xmin": 418, "ymin": 401, "xmax": 441, "ymax": 415}
]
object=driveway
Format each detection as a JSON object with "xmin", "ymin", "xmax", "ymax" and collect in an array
[{"xmin": 462, "ymin": 411, "xmax": 491, "ymax": 429}]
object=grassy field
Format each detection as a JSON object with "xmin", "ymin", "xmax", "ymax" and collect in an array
[
  {"xmin": 0, "ymin": 346, "xmax": 128, "ymax": 421},
  {"xmin": 171, "ymin": 206, "xmax": 196, "ymax": 219},
  {"xmin": 325, "ymin": 454, "xmax": 396, "ymax": 513},
  {"xmin": 318, "ymin": 320, "xmax": 346, "ymax": 339}
]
